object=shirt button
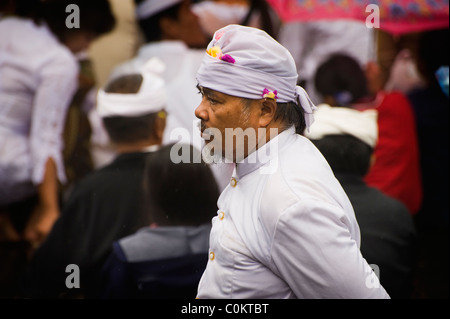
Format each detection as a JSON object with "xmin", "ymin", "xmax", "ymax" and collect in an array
[
  {"xmin": 218, "ymin": 211, "xmax": 225, "ymax": 220},
  {"xmin": 230, "ymin": 177, "xmax": 238, "ymax": 188},
  {"xmin": 209, "ymin": 251, "xmax": 215, "ymax": 261}
]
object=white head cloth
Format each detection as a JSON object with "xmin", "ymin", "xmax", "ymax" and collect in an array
[
  {"xmin": 97, "ymin": 57, "xmax": 167, "ymax": 118},
  {"xmin": 136, "ymin": 0, "xmax": 183, "ymax": 20},
  {"xmin": 196, "ymin": 24, "xmax": 317, "ymax": 131},
  {"xmin": 305, "ymin": 104, "xmax": 379, "ymax": 148}
]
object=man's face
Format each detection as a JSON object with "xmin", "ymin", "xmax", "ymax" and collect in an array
[
  {"xmin": 172, "ymin": 0, "xmax": 207, "ymax": 48},
  {"xmin": 195, "ymin": 86, "xmax": 264, "ymax": 162}
]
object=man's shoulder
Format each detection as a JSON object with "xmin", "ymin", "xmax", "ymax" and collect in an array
[
  {"xmin": 65, "ymin": 168, "xmax": 109, "ymax": 201},
  {"xmin": 257, "ymin": 134, "xmax": 355, "ymax": 229},
  {"xmin": 276, "ymin": 134, "xmax": 339, "ymax": 194}
]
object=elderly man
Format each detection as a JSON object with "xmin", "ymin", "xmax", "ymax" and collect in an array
[{"xmin": 194, "ymin": 25, "xmax": 389, "ymax": 299}]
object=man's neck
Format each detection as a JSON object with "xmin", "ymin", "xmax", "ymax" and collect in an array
[{"xmin": 231, "ymin": 123, "xmax": 284, "ymax": 163}]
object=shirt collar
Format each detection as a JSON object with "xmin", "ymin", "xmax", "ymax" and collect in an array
[
  {"xmin": 235, "ymin": 126, "xmax": 296, "ymax": 179},
  {"xmin": 141, "ymin": 144, "xmax": 160, "ymax": 153}
]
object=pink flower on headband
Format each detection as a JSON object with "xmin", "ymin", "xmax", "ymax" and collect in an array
[
  {"xmin": 262, "ymin": 88, "xmax": 278, "ymax": 100},
  {"xmin": 215, "ymin": 30, "xmax": 226, "ymax": 41},
  {"xmin": 221, "ymin": 54, "xmax": 235, "ymax": 64},
  {"xmin": 206, "ymin": 46, "xmax": 235, "ymax": 64},
  {"xmin": 207, "ymin": 46, "xmax": 223, "ymax": 59}
]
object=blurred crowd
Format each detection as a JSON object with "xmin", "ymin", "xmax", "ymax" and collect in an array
[{"xmin": 0, "ymin": 0, "xmax": 448, "ymax": 299}]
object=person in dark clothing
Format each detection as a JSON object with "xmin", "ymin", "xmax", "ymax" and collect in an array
[
  {"xmin": 314, "ymin": 54, "xmax": 422, "ymax": 215},
  {"xmin": 100, "ymin": 144, "xmax": 220, "ymax": 299},
  {"xmin": 406, "ymin": 28, "xmax": 449, "ymax": 299},
  {"xmin": 0, "ymin": 0, "xmax": 115, "ymax": 298},
  {"xmin": 21, "ymin": 59, "xmax": 168, "ymax": 298},
  {"xmin": 308, "ymin": 107, "xmax": 417, "ymax": 299},
  {"xmin": 408, "ymin": 28, "xmax": 449, "ymax": 229}
]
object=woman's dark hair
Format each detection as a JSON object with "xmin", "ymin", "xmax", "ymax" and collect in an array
[
  {"xmin": 143, "ymin": 144, "xmax": 220, "ymax": 227},
  {"xmin": 13, "ymin": 0, "xmax": 115, "ymax": 43},
  {"xmin": 417, "ymin": 28, "xmax": 450, "ymax": 87},
  {"xmin": 312, "ymin": 135, "xmax": 374, "ymax": 176},
  {"xmin": 0, "ymin": 0, "xmax": 15, "ymax": 14},
  {"xmin": 134, "ymin": 0, "xmax": 182, "ymax": 43},
  {"xmin": 102, "ymin": 74, "xmax": 158, "ymax": 144},
  {"xmin": 314, "ymin": 54, "xmax": 369, "ymax": 106}
]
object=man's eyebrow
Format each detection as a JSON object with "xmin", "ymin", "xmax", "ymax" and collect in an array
[{"xmin": 198, "ymin": 85, "xmax": 220, "ymax": 99}]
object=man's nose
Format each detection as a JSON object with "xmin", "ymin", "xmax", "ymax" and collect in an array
[{"xmin": 195, "ymin": 102, "xmax": 208, "ymax": 121}]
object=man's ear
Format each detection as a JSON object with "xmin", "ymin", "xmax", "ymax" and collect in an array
[
  {"xmin": 154, "ymin": 115, "xmax": 166, "ymax": 141},
  {"xmin": 259, "ymin": 99, "xmax": 277, "ymax": 127},
  {"xmin": 159, "ymin": 16, "xmax": 178, "ymax": 40}
]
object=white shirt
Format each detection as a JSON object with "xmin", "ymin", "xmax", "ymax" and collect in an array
[
  {"xmin": 0, "ymin": 17, "xmax": 79, "ymax": 205},
  {"xmin": 197, "ymin": 127, "xmax": 390, "ymax": 299}
]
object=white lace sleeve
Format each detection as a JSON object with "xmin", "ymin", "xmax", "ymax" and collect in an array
[{"xmin": 29, "ymin": 54, "xmax": 79, "ymax": 186}]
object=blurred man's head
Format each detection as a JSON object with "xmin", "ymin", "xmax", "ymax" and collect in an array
[
  {"xmin": 134, "ymin": 0, "xmax": 207, "ymax": 48},
  {"xmin": 313, "ymin": 135, "xmax": 374, "ymax": 177},
  {"xmin": 98, "ymin": 59, "xmax": 168, "ymax": 151},
  {"xmin": 143, "ymin": 143, "xmax": 220, "ymax": 227}
]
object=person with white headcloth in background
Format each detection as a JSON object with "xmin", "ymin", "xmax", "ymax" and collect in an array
[
  {"xmin": 108, "ymin": 0, "xmax": 204, "ymax": 139},
  {"xmin": 105, "ymin": 0, "xmax": 233, "ymax": 191},
  {"xmin": 22, "ymin": 58, "xmax": 168, "ymax": 299},
  {"xmin": 110, "ymin": 0, "xmax": 206, "ymax": 141},
  {"xmin": 305, "ymin": 104, "xmax": 417, "ymax": 299},
  {"xmin": 194, "ymin": 24, "xmax": 390, "ymax": 299}
]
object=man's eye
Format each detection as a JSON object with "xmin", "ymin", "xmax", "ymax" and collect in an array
[{"xmin": 208, "ymin": 97, "xmax": 218, "ymax": 105}]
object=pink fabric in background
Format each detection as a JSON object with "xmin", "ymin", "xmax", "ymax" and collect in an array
[{"xmin": 267, "ymin": 0, "xmax": 449, "ymax": 35}]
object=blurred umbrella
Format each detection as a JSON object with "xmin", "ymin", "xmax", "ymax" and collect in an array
[{"xmin": 267, "ymin": 0, "xmax": 449, "ymax": 35}]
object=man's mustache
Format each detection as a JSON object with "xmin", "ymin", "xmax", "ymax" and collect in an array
[{"xmin": 200, "ymin": 121, "xmax": 207, "ymax": 133}]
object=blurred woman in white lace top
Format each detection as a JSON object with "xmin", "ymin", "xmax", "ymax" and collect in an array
[{"xmin": 0, "ymin": 0, "xmax": 115, "ymax": 247}]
